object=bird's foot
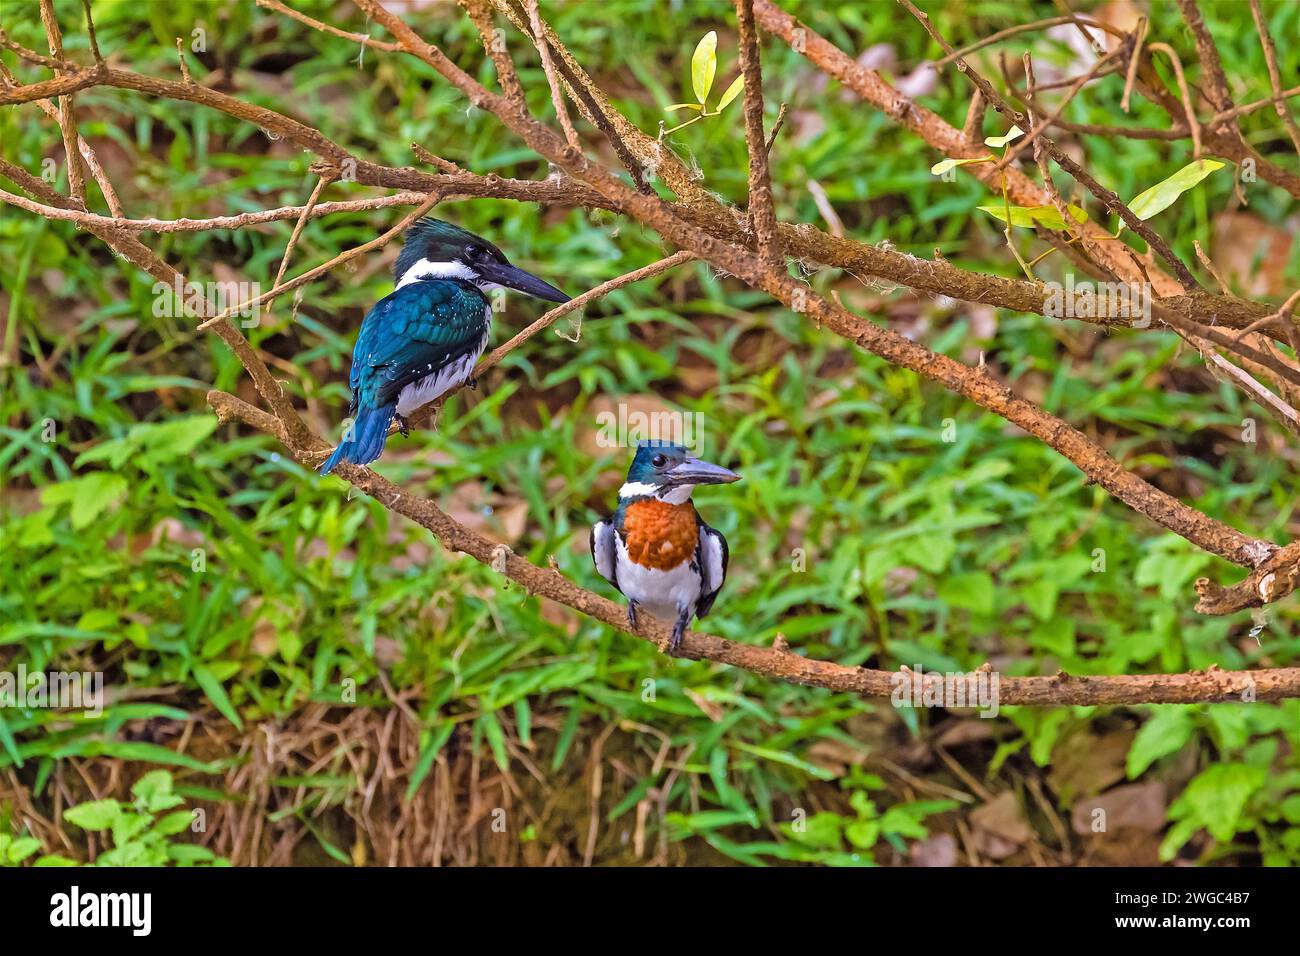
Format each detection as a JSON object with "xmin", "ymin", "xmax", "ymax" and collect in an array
[
  {"xmin": 467, "ymin": 376, "xmax": 478, "ymax": 391},
  {"xmin": 396, "ymin": 415, "xmax": 411, "ymax": 437},
  {"xmin": 627, "ymin": 601, "xmax": 640, "ymax": 631},
  {"xmin": 665, "ymin": 613, "xmax": 689, "ymax": 657}
]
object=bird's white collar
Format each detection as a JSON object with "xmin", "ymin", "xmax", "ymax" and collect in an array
[
  {"xmin": 396, "ymin": 258, "xmax": 475, "ymax": 289},
  {"xmin": 618, "ymin": 481, "xmax": 694, "ymax": 504}
]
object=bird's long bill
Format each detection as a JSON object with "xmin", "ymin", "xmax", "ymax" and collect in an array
[
  {"xmin": 479, "ymin": 260, "xmax": 570, "ymax": 303},
  {"xmin": 666, "ymin": 457, "xmax": 740, "ymax": 486}
]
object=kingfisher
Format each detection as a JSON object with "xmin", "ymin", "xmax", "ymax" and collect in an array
[
  {"xmin": 320, "ymin": 218, "xmax": 570, "ymax": 476},
  {"xmin": 590, "ymin": 441, "xmax": 740, "ymax": 655}
]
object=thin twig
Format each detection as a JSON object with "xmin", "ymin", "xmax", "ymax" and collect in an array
[
  {"xmin": 1248, "ymin": 0, "xmax": 1300, "ymax": 158},
  {"xmin": 266, "ymin": 172, "xmax": 337, "ymax": 313},
  {"xmin": 933, "ymin": 15, "xmax": 1124, "ymax": 68},
  {"xmin": 525, "ymin": 0, "xmax": 580, "ymax": 151},
  {"xmin": 197, "ymin": 194, "xmax": 441, "ymax": 331},
  {"xmin": 1147, "ymin": 43, "xmax": 1202, "ymax": 158},
  {"xmin": 1120, "ymin": 15, "xmax": 1146, "ymax": 112}
]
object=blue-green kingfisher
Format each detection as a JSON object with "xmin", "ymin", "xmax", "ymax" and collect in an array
[
  {"xmin": 590, "ymin": 441, "xmax": 740, "ymax": 654},
  {"xmin": 320, "ymin": 218, "xmax": 569, "ymax": 475}
]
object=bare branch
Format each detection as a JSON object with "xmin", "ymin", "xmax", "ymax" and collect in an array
[
  {"xmin": 897, "ymin": 0, "xmax": 1201, "ymax": 291},
  {"xmin": 1248, "ymin": 0, "xmax": 1300, "ymax": 158},
  {"xmin": 524, "ymin": 0, "xmax": 580, "ymax": 150},
  {"xmin": 196, "ymin": 195, "xmax": 442, "ymax": 332},
  {"xmin": 38, "ymin": 0, "xmax": 87, "ymax": 207},
  {"xmin": 209, "ymin": 388, "xmax": 1300, "ymax": 704},
  {"xmin": 1147, "ymin": 42, "xmax": 1203, "ymax": 158},
  {"xmin": 266, "ymin": 172, "xmax": 336, "ymax": 313},
  {"xmin": 1197, "ymin": 541, "xmax": 1300, "ymax": 616},
  {"xmin": 735, "ymin": 0, "xmax": 780, "ymax": 266}
]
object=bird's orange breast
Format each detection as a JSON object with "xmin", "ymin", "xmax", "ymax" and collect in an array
[{"xmin": 622, "ymin": 499, "xmax": 699, "ymax": 571}]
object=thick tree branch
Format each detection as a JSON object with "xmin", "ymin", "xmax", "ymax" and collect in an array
[{"xmin": 208, "ymin": 388, "xmax": 1300, "ymax": 704}]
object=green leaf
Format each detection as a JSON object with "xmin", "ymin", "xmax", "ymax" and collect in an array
[
  {"xmin": 1167, "ymin": 763, "xmax": 1266, "ymax": 843},
  {"xmin": 937, "ymin": 571, "xmax": 995, "ymax": 616},
  {"xmin": 977, "ymin": 204, "xmax": 1088, "ymax": 229},
  {"xmin": 133, "ymin": 769, "xmax": 183, "ymax": 812},
  {"xmin": 898, "ymin": 531, "xmax": 956, "ymax": 575},
  {"xmin": 191, "ymin": 663, "xmax": 243, "ymax": 731},
  {"xmin": 6, "ymin": 836, "xmax": 42, "ymax": 864},
  {"xmin": 931, "ymin": 156, "xmax": 993, "ymax": 176},
  {"xmin": 1127, "ymin": 706, "xmax": 1195, "ymax": 778},
  {"xmin": 1022, "ymin": 578, "xmax": 1059, "ymax": 622},
  {"xmin": 480, "ymin": 711, "xmax": 510, "ymax": 772},
  {"xmin": 984, "ymin": 125, "xmax": 1024, "ymax": 147},
  {"xmin": 167, "ymin": 844, "xmax": 216, "ymax": 864},
  {"xmin": 785, "ymin": 811, "xmax": 843, "ymax": 849},
  {"xmin": 844, "ymin": 819, "xmax": 880, "ymax": 849},
  {"xmin": 65, "ymin": 799, "xmax": 124, "ymax": 831},
  {"xmin": 74, "ymin": 417, "xmax": 216, "ymax": 470},
  {"xmin": 1126, "ymin": 159, "xmax": 1224, "ymax": 223},
  {"xmin": 155, "ymin": 810, "xmax": 196, "ymax": 835},
  {"xmin": 879, "ymin": 801, "xmax": 956, "ymax": 840},
  {"xmin": 691, "ymin": 31, "xmax": 718, "ymax": 106},
  {"xmin": 716, "ymin": 74, "xmax": 745, "ymax": 111},
  {"xmin": 406, "ymin": 720, "xmax": 457, "ymax": 800},
  {"xmin": 42, "ymin": 473, "xmax": 129, "ymax": 530},
  {"xmin": 664, "ymin": 103, "xmax": 704, "ymax": 112},
  {"xmin": 1134, "ymin": 545, "xmax": 1210, "ymax": 601}
]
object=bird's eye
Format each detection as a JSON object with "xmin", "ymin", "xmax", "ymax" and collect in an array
[
  {"xmin": 464, "ymin": 244, "xmax": 482, "ymax": 259},
  {"xmin": 651, "ymin": 453, "xmax": 667, "ymax": 468}
]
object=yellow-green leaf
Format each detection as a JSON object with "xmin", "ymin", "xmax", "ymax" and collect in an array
[
  {"xmin": 977, "ymin": 204, "xmax": 1088, "ymax": 229},
  {"xmin": 931, "ymin": 155, "xmax": 993, "ymax": 176},
  {"xmin": 42, "ymin": 473, "xmax": 129, "ymax": 530},
  {"xmin": 1126, "ymin": 159, "xmax": 1225, "ymax": 222},
  {"xmin": 716, "ymin": 74, "xmax": 745, "ymax": 111},
  {"xmin": 984, "ymin": 125, "xmax": 1024, "ymax": 148},
  {"xmin": 691, "ymin": 32, "xmax": 718, "ymax": 106},
  {"xmin": 65, "ymin": 799, "xmax": 123, "ymax": 831},
  {"xmin": 664, "ymin": 103, "xmax": 704, "ymax": 112}
]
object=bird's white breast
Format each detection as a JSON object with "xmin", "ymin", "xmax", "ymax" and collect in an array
[
  {"xmin": 394, "ymin": 326, "xmax": 490, "ymax": 417},
  {"xmin": 614, "ymin": 535, "xmax": 702, "ymax": 622}
]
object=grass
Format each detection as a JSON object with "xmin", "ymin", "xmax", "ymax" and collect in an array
[{"xmin": 1, "ymin": 0, "xmax": 1298, "ymax": 866}]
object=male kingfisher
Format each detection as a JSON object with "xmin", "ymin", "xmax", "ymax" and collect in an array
[
  {"xmin": 590, "ymin": 441, "xmax": 740, "ymax": 655},
  {"xmin": 320, "ymin": 218, "xmax": 570, "ymax": 476}
]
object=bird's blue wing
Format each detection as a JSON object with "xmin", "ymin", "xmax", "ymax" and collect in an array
[{"xmin": 350, "ymin": 280, "xmax": 490, "ymax": 409}]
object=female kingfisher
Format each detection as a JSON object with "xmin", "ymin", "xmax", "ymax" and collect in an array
[
  {"xmin": 590, "ymin": 442, "xmax": 740, "ymax": 655},
  {"xmin": 320, "ymin": 218, "xmax": 569, "ymax": 475}
]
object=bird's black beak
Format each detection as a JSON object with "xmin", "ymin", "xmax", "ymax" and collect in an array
[
  {"xmin": 665, "ymin": 456, "xmax": 741, "ymax": 486},
  {"xmin": 478, "ymin": 260, "xmax": 570, "ymax": 303}
]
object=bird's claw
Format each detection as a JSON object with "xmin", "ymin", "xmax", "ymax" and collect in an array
[
  {"xmin": 467, "ymin": 377, "xmax": 478, "ymax": 391},
  {"xmin": 627, "ymin": 602, "xmax": 640, "ymax": 631},
  {"xmin": 396, "ymin": 415, "xmax": 411, "ymax": 437},
  {"xmin": 665, "ymin": 615, "xmax": 687, "ymax": 657}
]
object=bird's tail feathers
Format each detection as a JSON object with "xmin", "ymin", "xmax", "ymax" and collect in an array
[{"xmin": 319, "ymin": 403, "xmax": 396, "ymax": 476}]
